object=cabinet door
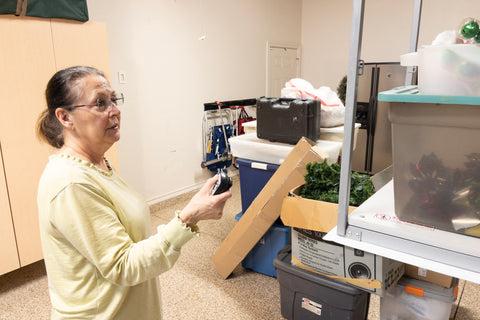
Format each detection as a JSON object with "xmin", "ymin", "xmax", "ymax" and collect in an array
[
  {"xmin": 0, "ymin": 16, "xmax": 57, "ymax": 267},
  {"xmin": 0, "ymin": 142, "xmax": 20, "ymax": 275},
  {"xmin": 51, "ymin": 20, "xmax": 120, "ymax": 169},
  {"xmin": 0, "ymin": 17, "xmax": 118, "ymax": 270}
]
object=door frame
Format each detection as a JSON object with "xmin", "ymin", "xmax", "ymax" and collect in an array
[{"xmin": 266, "ymin": 41, "xmax": 301, "ymax": 96}]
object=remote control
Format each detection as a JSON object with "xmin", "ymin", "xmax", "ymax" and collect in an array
[{"xmin": 210, "ymin": 171, "xmax": 232, "ymax": 195}]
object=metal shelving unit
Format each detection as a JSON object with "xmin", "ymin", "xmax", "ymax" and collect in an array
[{"xmin": 327, "ymin": 0, "xmax": 480, "ymax": 284}]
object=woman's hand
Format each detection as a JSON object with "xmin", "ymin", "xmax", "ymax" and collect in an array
[{"xmin": 178, "ymin": 175, "xmax": 232, "ymax": 227}]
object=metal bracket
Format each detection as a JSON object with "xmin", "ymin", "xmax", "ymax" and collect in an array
[
  {"xmin": 358, "ymin": 59, "xmax": 365, "ymax": 76},
  {"xmin": 346, "ymin": 229, "xmax": 362, "ymax": 241}
]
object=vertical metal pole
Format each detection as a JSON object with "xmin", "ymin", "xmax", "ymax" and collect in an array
[
  {"xmin": 405, "ymin": 0, "xmax": 422, "ymax": 85},
  {"xmin": 337, "ymin": 0, "xmax": 365, "ymax": 236}
]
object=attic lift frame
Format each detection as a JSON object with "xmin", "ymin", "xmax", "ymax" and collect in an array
[
  {"xmin": 336, "ymin": 0, "xmax": 422, "ymax": 236},
  {"xmin": 332, "ymin": 0, "xmax": 480, "ymax": 284}
]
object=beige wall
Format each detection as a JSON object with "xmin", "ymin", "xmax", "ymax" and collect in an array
[
  {"xmin": 302, "ymin": 0, "xmax": 480, "ymax": 90},
  {"xmin": 87, "ymin": 0, "xmax": 302, "ymax": 203},
  {"xmin": 88, "ymin": 0, "xmax": 479, "ymax": 204}
]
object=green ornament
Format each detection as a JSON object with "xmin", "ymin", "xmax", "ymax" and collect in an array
[{"xmin": 461, "ymin": 19, "xmax": 480, "ymax": 39}]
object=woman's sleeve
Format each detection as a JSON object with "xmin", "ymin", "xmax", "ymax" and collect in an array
[{"xmin": 48, "ymin": 182, "xmax": 198, "ymax": 286}]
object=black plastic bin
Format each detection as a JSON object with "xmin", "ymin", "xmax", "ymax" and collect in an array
[{"xmin": 274, "ymin": 246, "xmax": 370, "ymax": 320}]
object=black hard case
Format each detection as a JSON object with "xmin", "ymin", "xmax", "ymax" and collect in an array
[{"xmin": 256, "ymin": 97, "xmax": 321, "ymax": 144}]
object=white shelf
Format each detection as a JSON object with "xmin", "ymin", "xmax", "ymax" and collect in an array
[
  {"xmin": 332, "ymin": 0, "xmax": 480, "ymax": 285},
  {"xmin": 325, "ymin": 181, "xmax": 480, "ymax": 284}
]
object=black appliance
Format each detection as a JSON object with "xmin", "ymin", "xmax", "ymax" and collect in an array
[{"xmin": 352, "ymin": 62, "xmax": 410, "ymax": 175}]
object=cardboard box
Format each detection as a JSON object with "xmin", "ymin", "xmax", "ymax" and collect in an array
[
  {"xmin": 281, "ymin": 181, "xmax": 404, "ymax": 296},
  {"xmin": 280, "ymin": 164, "xmax": 390, "ymax": 232},
  {"xmin": 404, "ymin": 264, "xmax": 454, "ymax": 289},
  {"xmin": 280, "ymin": 185, "xmax": 356, "ymax": 233},
  {"xmin": 234, "ymin": 212, "xmax": 290, "ymax": 277},
  {"xmin": 212, "ymin": 137, "xmax": 328, "ymax": 279},
  {"xmin": 290, "ymin": 228, "xmax": 404, "ymax": 296}
]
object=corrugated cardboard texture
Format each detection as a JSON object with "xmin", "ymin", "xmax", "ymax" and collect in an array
[
  {"xmin": 404, "ymin": 264, "xmax": 454, "ymax": 288},
  {"xmin": 281, "ymin": 185, "xmax": 356, "ymax": 232},
  {"xmin": 290, "ymin": 255, "xmax": 382, "ymax": 289},
  {"xmin": 212, "ymin": 137, "xmax": 327, "ymax": 279}
]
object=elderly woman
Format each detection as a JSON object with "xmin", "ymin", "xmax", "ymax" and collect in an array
[{"xmin": 36, "ymin": 66, "xmax": 232, "ymax": 319}]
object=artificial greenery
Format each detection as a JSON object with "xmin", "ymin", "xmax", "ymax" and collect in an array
[
  {"xmin": 408, "ymin": 152, "xmax": 480, "ymax": 213},
  {"xmin": 300, "ymin": 160, "xmax": 375, "ymax": 206},
  {"xmin": 337, "ymin": 75, "xmax": 347, "ymax": 105}
]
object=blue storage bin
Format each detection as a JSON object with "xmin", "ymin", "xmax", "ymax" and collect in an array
[
  {"xmin": 235, "ymin": 157, "xmax": 280, "ymax": 219},
  {"xmin": 235, "ymin": 212, "xmax": 291, "ymax": 277}
]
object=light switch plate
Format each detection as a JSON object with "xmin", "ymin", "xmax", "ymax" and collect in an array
[{"xmin": 118, "ymin": 71, "xmax": 127, "ymax": 84}]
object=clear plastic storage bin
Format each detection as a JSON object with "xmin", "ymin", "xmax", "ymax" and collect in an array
[
  {"xmin": 380, "ymin": 276, "xmax": 458, "ymax": 320},
  {"xmin": 401, "ymin": 44, "xmax": 480, "ymax": 96},
  {"xmin": 379, "ymin": 86, "xmax": 480, "ymax": 238},
  {"xmin": 228, "ymin": 133, "xmax": 342, "ymax": 165}
]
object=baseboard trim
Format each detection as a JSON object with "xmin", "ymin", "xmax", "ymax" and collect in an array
[{"xmin": 146, "ymin": 169, "xmax": 238, "ymax": 208}]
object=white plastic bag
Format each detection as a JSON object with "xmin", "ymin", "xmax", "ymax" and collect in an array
[{"xmin": 281, "ymin": 78, "xmax": 345, "ymax": 127}]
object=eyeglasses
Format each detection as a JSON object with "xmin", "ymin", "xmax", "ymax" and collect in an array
[{"xmin": 64, "ymin": 93, "xmax": 125, "ymax": 112}]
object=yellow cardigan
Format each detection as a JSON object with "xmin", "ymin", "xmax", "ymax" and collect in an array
[{"xmin": 37, "ymin": 154, "xmax": 198, "ymax": 319}]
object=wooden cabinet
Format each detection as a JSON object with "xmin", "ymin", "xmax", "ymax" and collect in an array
[
  {"xmin": 0, "ymin": 16, "xmax": 118, "ymax": 275},
  {"xmin": 0, "ymin": 145, "xmax": 20, "ymax": 275},
  {"xmin": 0, "ymin": 17, "xmax": 56, "ymax": 273}
]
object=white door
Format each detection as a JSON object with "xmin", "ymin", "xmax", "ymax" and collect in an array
[{"xmin": 267, "ymin": 43, "xmax": 300, "ymax": 97}]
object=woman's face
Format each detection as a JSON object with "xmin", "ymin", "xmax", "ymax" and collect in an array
[{"xmin": 67, "ymin": 74, "xmax": 121, "ymax": 154}]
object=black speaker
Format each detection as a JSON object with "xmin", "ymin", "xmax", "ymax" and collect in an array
[{"xmin": 348, "ymin": 262, "xmax": 372, "ymax": 279}]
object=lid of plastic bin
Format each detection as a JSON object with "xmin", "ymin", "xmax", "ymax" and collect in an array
[
  {"xmin": 397, "ymin": 276, "xmax": 458, "ymax": 303},
  {"xmin": 235, "ymin": 157, "xmax": 280, "ymax": 171},
  {"xmin": 320, "ymin": 123, "xmax": 361, "ymax": 133},
  {"xmin": 242, "ymin": 120, "xmax": 257, "ymax": 128},
  {"xmin": 378, "ymin": 85, "xmax": 480, "ymax": 105}
]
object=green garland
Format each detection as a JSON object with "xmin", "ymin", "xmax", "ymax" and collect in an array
[{"xmin": 301, "ymin": 160, "xmax": 375, "ymax": 206}]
